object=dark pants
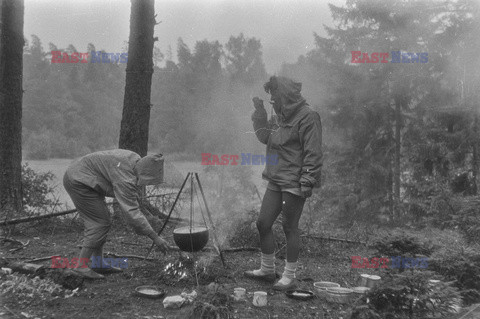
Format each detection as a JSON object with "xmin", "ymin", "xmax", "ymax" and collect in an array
[
  {"xmin": 256, "ymin": 188, "xmax": 306, "ymax": 262},
  {"xmin": 63, "ymin": 172, "xmax": 112, "ymax": 249}
]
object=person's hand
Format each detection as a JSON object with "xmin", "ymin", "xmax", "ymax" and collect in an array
[
  {"xmin": 153, "ymin": 236, "xmax": 169, "ymax": 254},
  {"xmin": 301, "ymin": 185, "xmax": 313, "ymax": 198},
  {"xmin": 252, "ymin": 97, "xmax": 264, "ymax": 110}
]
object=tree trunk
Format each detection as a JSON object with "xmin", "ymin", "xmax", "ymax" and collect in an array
[
  {"xmin": 119, "ymin": 0, "xmax": 156, "ymax": 157},
  {"xmin": 0, "ymin": 0, "xmax": 24, "ymax": 215},
  {"xmin": 472, "ymin": 108, "xmax": 479, "ymax": 194},
  {"xmin": 394, "ymin": 97, "xmax": 402, "ymax": 205}
]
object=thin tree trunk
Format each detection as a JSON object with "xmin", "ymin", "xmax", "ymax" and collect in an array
[
  {"xmin": 0, "ymin": 0, "xmax": 24, "ymax": 215},
  {"xmin": 119, "ymin": 0, "xmax": 156, "ymax": 157},
  {"xmin": 394, "ymin": 97, "xmax": 402, "ymax": 205},
  {"xmin": 386, "ymin": 103, "xmax": 394, "ymax": 215},
  {"xmin": 472, "ymin": 109, "xmax": 479, "ymax": 194}
]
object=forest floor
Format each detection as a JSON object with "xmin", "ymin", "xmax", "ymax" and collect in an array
[{"xmin": 1, "ymin": 218, "xmax": 479, "ymax": 319}]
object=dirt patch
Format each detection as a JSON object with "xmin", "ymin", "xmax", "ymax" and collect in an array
[{"xmin": 0, "ymin": 221, "xmax": 474, "ymax": 319}]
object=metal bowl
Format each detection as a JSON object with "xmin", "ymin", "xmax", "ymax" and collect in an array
[
  {"xmin": 325, "ymin": 287, "xmax": 354, "ymax": 304},
  {"xmin": 313, "ymin": 281, "xmax": 341, "ymax": 298},
  {"xmin": 173, "ymin": 226, "xmax": 209, "ymax": 252},
  {"xmin": 135, "ymin": 285, "xmax": 165, "ymax": 299},
  {"xmin": 285, "ymin": 290, "xmax": 315, "ymax": 301}
]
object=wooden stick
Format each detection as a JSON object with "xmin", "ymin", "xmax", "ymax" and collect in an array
[
  {"xmin": 9, "ymin": 240, "xmax": 30, "ymax": 252},
  {"xmin": 3, "ymin": 306, "xmax": 20, "ymax": 318},
  {"xmin": 1, "ymin": 237, "xmax": 24, "ymax": 245},
  {"xmin": 0, "ymin": 209, "xmax": 78, "ymax": 226},
  {"xmin": 24, "ymin": 255, "xmax": 60, "ymax": 263},
  {"xmin": 459, "ymin": 303, "xmax": 480, "ymax": 319},
  {"xmin": 223, "ymin": 247, "xmax": 259, "ymax": 253},
  {"xmin": 301, "ymin": 234, "xmax": 366, "ymax": 245},
  {"xmin": 0, "ymin": 193, "xmax": 178, "ymax": 226},
  {"xmin": 105, "ymin": 252, "xmax": 157, "ymax": 261}
]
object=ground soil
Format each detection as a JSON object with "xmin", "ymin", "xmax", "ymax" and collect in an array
[{"xmin": 1, "ymin": 218, "xmax": 477, "ymax": 319}]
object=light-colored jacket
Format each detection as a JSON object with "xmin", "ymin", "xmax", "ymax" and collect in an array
[
  {"xmin": 66, "ymin": 149, "xmax": 156, "ymax": 237},
  {"xmin": 252, "ymin": 90, "xmax": 322, "ymax": 189}
]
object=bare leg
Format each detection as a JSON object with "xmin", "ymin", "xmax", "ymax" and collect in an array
[
  {"xmin": 244, "ymin": 189, "xmax": 283, "ymax": 281},
  {"xmin": 274, "ymin": 192, "xmax": 306, "ymax": 289},
  {"xmin": 281, "ymin": 192, "xmax": 305, "ymax": 262},
  {"xmin": 257, "ymin": 189, "xmax": 283, "ymax": 254}
]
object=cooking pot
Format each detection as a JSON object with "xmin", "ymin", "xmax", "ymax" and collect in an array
[{"xmin": 173, "ymin": 226, "xmax": 209, "ymax": 252}]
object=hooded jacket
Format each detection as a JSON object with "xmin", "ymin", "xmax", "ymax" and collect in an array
[
  {"xmin": 65, "ymin": 149, "xmax": 157, "ymax": 237},
  {"xmin": 252, "ymin": 77, "xmax": 322, "ymax": 189}
]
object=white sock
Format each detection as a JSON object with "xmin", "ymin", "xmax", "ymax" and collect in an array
[
  {"xmin": 252, "ymin": 252, "xmax": 275, "ymax": 275},
  {"xmin": 278, "ymin": 261, "xmax": 297, "ymax": 285}
]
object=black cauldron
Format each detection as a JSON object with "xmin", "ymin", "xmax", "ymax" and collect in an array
[{"xmin": 173, "ymin": 226, "xmax": 209, "ymax": 252}]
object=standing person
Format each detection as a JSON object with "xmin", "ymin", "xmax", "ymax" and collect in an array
[
  {"xmin": 245, "ymin": 76, "xmax": 322, "ymax": 290},
  {"xmin": 63, "ymin": 149, "xmax": 170, "ymax": 279}
]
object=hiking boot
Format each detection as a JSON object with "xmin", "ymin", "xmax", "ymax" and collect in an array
[{"xmin": 273, "ymin": 279, "xmax": 297, "ymax": 291}]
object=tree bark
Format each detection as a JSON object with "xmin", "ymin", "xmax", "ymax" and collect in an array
[
  {"xmin": 472, "ymin": 108, "xmax": 479, "ymax": 194},
  {"xmin": 119, "ymin": 0, "xmax": 156, "ymax": 157},
  {"xmin": 0, "ymin": 0, "xmax": 24, "ymax": 215},
  {"xmin": 394, "ymin": 96, "xmax": 403, "ymax": 205}
]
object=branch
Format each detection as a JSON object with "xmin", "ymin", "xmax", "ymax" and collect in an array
[
  {"xmin": 223, "ymin": 247, "xmax": 259, "ymax": 253},
  {"xmin": 105, "ymin": 252, "xmax": 156, "ymax": 261},
  {"xmin": 301, "ymin": 234, "xmax": 366, "ymax": 245},
  {"xmin": 24, "ymin": 255, "xmax": 59, "ymax": 263}
]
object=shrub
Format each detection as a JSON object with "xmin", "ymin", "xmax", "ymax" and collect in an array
[
  {"xmin": 429, "ymin": 252, "xmax": 480, "ymax": 305},
  {"xmin": 21, "ymin": 163, "xmax": 56, "ymax": 214},
  {"xmin": 350, "ymin": 271, "xmax": 461, "ymax": 319},
  {"xmin": 373, "ymin": 234, "xmax": 435, "ymax": 258}
]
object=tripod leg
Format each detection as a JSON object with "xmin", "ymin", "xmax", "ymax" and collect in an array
[
  {"xmin": 144, "ymin": 172, "xmax": 191, "ymax": 260},
  {"xmin": 194, "ymin": 173, "xmax": 227, "ymax": 268}
]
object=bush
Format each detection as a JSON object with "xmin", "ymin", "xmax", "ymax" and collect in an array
[
  {"xmin": 429, "ymin": 252, "xmax": 480, "ymax": 305},
  {"xmin": 21, "ymin": 163, "xmax": 56, "ymax": 214},
  {"xmin": 442, "ymin": 196, "xmax": 480, "ymax": 243},
  {"xmin": 350, "ymin": 271, "xmax": 461, "ymax": 319},
  {"xmin": 373, "ymin": 234, "xmax": 435, "ymax": 258}
]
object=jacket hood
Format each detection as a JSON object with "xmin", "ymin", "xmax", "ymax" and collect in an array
[{"xmin": 265, "ymin": 76, "xmax": 307, "ymax": 121}]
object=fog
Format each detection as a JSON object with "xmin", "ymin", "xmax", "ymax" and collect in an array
[{"xmin": 24, "ymin": 0, "xmax": 341, "ymax": 74}]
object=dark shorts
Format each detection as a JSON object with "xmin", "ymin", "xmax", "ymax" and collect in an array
[{"xmin": 63, "ymin": 171, "xmax": 112, "ymax": 249}]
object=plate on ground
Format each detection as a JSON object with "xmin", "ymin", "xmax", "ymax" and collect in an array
[
  {"xmin": 285, "ymin": 290, "xmax": 315, "ymax": 301},
  {"xmin": 135, "ymin": 286, "xmax": 166, "ymax": 299}
]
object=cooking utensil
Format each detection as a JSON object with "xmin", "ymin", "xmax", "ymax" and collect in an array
[
  {"xmin": 358, "ymin": 274, "xmax": 370, "ymax": 287},
  {"xmin": 135, "ymin": 285, "xmax": 165, "ymax": 299},
  {"xmin": 285, "ymin": 290, "xmax": 315, "ymax": 301},
  {"xmin": 233, "ymin": 287, "xmax": 246, "ymax": 301},
  {"xmin": 313, "ymin": 281, "xmax": 340, "ymax": 298},
  {"xmin": 352, "ymin": 287, "xmax": 371, "ymax": 295},
  {"xmin": 173, "ymin": 226, "xmax": 209, "ymax": 252},
  {"xmin": 366, "ymin": 275, "xmax": 381, "ymax": 288},
  {"xmin": 253, "ymin": 291, "xmax": 267, "ymax": 307},
  {"xmin": 325, "ymin": 287, "xmax": 354, "ymax": 304}
]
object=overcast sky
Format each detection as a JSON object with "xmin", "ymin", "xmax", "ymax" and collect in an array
[{"xmin": 24, "ymin": 0, "xmax": 345, "ymax": 73}]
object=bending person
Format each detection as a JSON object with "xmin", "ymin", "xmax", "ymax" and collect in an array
[
  {"xmin": 245, "ymin": 76, "xmax": 323, "ymax": 290},
  {"xmin": 63, "ymin": 149, "xmax": 170, "ymax": 279}
]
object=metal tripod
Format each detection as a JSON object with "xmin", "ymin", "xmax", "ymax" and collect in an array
[{"xmin": 144, "ymin": 172, "xmax": 226, "ymax": 268}]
